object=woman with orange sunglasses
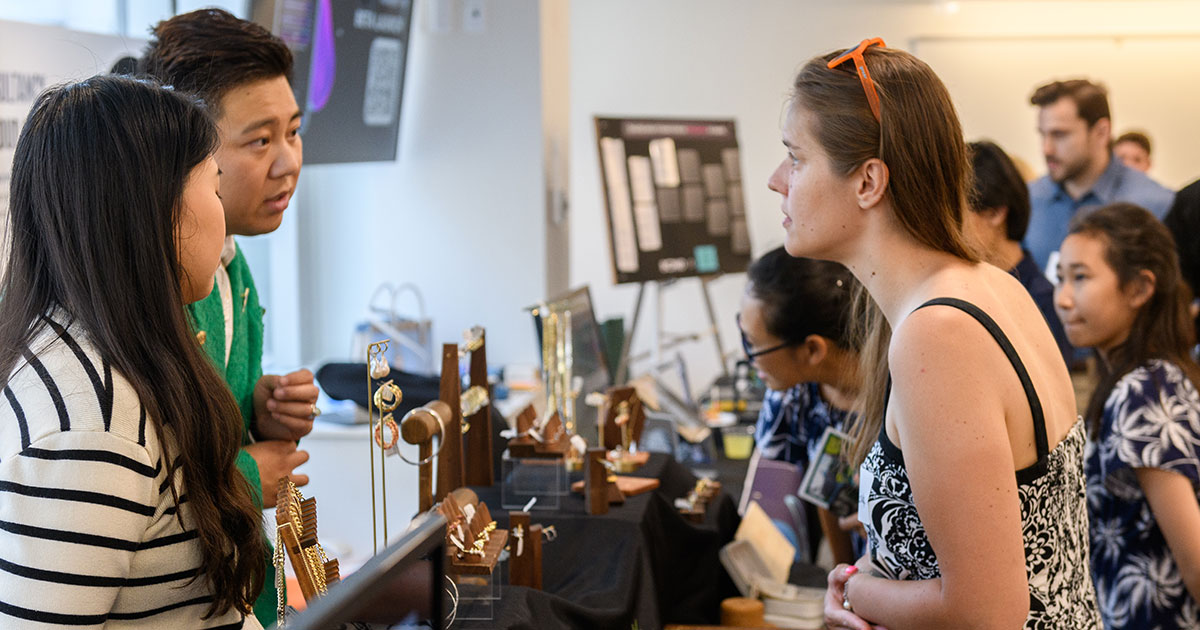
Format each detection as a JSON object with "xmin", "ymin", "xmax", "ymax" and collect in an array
[{"xmin": 768, "ymin": 39, "xmax": 1101, "ymax": 629}]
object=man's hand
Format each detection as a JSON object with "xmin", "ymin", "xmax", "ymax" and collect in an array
[
  {"xmin": 244, "ymin": 441, "xmax": 310, "ymax": 508},
  {"xmin": 253, "ymin": 369, "xmax": 319, "ymax": 441}
]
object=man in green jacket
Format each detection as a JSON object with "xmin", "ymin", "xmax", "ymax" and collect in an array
[{"xmin": 141, "ymin": 9, "xmax": 317, "ymax": 625}]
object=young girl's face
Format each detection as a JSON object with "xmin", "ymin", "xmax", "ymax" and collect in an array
[
  {"xmin": 177, "ymin": 156, "xmax": 227, "ymax": 303},
  {"xmin": 1054, "ymin": 232, "xmax": 1140, "ymax": 355}
]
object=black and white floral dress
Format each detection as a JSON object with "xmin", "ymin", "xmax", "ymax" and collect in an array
[
  {"xmin": 1087, "ymin": 360, "xmax": 1200, "ymax": 630},
  {"xmin": 858, "ymin": 298, "xmax": 1101, "ymax": 629}
]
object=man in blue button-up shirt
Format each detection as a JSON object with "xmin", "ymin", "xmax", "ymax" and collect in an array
[{"xmin": 1026, "ymin": 79, "xmax": 1175, "ymax": 273}]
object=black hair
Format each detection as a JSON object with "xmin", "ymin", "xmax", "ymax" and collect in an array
[
  {"xmin": 968, "ymin": 140, "xmax": 1032, "ymax": 241},
  {"xmin": 139, "ymin": 8, "xmax": 292, "ymax": 114},
  {"xmin": 746, "ymin": 247, "xmax": 860, "ymax": 351},
  {"xmin": 1, "ymin": 75, "xmax": 264, "ymax": 617}
]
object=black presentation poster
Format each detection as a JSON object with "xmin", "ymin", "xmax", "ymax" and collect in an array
[
  {"xmin": 257, "ymin": 0, "xmax": 412, "ymax": 164},
  {"xmin": 595, "ymin": 117, "xmax": 752, "ymax": 285}
]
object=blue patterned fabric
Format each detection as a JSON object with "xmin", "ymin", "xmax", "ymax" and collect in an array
[
  {"xmin": 753, "ymin": 381, "xmax": 851, "ymax": 469},
  {"xmin": 1087, "ymin": 360, "xmax": 1200, "ymax": 630}
]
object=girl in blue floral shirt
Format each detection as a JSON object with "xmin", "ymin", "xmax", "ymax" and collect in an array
[{"xmin": 1056, "ymin": 202, "xmax": 1200, "ymax": 629}]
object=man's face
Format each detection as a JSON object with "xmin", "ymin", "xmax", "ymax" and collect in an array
[
  {"xmin": 1114, "ymin": 140, "xmax": 1150, "ymax": 173},
  {"xmin": 214, "ymin": 75, "xmax": 303, "ymax": 236},
  {"xmin": 1036, "ymin": 98, "xmax": 1106, "ymax": 184}
]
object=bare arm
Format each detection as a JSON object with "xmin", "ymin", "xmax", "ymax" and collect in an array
[
  {"xmin": 1135, "ymin": 467, "xmax": 1200, "ymax": 600},
  {"xmin": 842, "ymin": 309, "xmax": 1030, "ymax": 630}
]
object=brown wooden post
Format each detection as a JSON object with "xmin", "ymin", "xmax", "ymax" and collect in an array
[
  {"xmin": 435, "ymin": 344, "xmax": 464, "ymax": 501},
  {"xmin": 585, "ymin": 447, "xmax": 609, "ymax": 515}
]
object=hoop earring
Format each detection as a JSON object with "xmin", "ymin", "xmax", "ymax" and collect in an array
[
  {"xmin": 373, "ymin": 379, "xmax": 402, "ymax": 413},
  {"xmin": 374, "ymin": 413, "xmax": 399, "ymax": 449}
]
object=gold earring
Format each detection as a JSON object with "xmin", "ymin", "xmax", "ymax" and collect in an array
[
  {"xmin": 373, "ymin": 379, "xmax": 402, "ymax": 413},
  {"xmin": 374, "ymin": 413, "xmax": 399, "ymax": 449}
]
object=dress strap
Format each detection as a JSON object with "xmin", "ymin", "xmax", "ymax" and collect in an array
[{"xmin": 913, "ymin": 297, "xmax": 1050, "ymax": 461}]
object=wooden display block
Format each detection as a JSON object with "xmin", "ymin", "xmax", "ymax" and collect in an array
[
  {"xmin": 508, "ymin": 511, "xmax": 543, "ymax": 590},
  {"xmin": 570, "ymin": 475, "xmax": 660, "ymax": 497}
]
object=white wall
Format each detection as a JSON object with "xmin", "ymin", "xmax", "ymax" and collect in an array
[
  {"xmin": 568, "ymin": 0, "xmax": 1200, "ymax": 394},
  {"xmin": 294, "ymin": 0, "xmax": 546, "ymax": 370}
]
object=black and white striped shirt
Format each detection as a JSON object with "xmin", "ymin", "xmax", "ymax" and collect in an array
[{"xmin": 0, "ymin": 318, "xmax": 260, "ymax": 629}]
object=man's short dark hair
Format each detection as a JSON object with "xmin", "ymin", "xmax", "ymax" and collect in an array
[
  {"xmin": 139, "ymin": 8, "xmax": 292, "ymax": 115},
  {"xmin": 1030, "ymin": 79, "xmax": 1110, "ymax": 127},
  {"xmin": 968, "ymin": 140, "xmax": 1032, "ymax": 242},
  {"xmin": 1115, "ymin": 130, "xmax": 1152, "ymax": 155}
]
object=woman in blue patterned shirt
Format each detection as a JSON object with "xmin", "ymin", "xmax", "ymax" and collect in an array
[
  {"xmin": 1055, "ymin": 202, "xmax": 1200, "ymax": 629},
  {"xmin": 742, "ymin": 247, "xmax": 863, "ymax": 557}
]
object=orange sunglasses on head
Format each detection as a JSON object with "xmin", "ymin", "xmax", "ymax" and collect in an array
[{"xmin": 827, "ymin": 37, "xmax": 887, "ymax": 123}]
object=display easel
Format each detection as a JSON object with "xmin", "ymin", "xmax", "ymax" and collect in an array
[{"xmin": 614, "ymin": 275, "xmax": 729, "ymax": 384}]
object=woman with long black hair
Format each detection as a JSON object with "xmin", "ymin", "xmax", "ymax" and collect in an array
[{"xmin": 0, "ymin": 75, "xmax": 265, "ymax": 627}]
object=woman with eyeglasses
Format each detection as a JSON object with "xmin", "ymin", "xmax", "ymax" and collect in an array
[
  {"xmin": 742, "ymin": 247, "xmax": 863, "ymax": 560},
  {"xmin": 770, "ymin": 40, "xmax": 1101, "ymax": 629}
]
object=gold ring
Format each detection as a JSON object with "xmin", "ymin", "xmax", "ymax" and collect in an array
[
  {"xmin": 310, "ymin": 404, "xmax": 322, "ymax": 418},
  {"xmin": 373, "ymin": 379, "xmax": 402, "ymax": 413}
]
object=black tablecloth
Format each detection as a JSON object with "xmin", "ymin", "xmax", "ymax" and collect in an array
[{"xmin": 458, "ymin": 453, "xmax": 740, "ymax": 630}]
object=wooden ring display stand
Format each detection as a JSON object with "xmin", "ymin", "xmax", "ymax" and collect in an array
[
  {"xmin": 437, "ymin": 488, "xmax": 508, "ymax": 575},
  {"xmin": 507, "ymin": 404, "xmax": 570, "ymax": 458},
  {"xmin": 678, "ymin": 478, "xmax": 722, "ymax": 523}
]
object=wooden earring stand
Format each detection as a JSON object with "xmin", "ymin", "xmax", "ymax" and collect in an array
[
  {"xmin": 276, "ymin": 478, "xmax": 340, "ymax": 602},
  {"xmin": 507, "ymin": 511, "xmax": 544, "ymax": 589},
  {"xmin": 585, "ymin": 447, "xmax": 623, "ymax": 514},
  {"xmin": 435, "ymin": 343, "xmax": 465, "ymax": 503},
  {"xmin": 597, "ymin": 386, "xmax": 650, "ymax": 472},
  {"xmin": 460, "ymin": 327, "xmax": 495, "ymax": 486}
]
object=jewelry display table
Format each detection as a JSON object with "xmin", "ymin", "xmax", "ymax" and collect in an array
[{"xmin": 458, "ymin": 453, "xmax": 740, "ymax": 630}]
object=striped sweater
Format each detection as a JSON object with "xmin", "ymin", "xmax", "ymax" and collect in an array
[{"xmin": 0, "ymin": 318, "xmax": 261, "ymax": 629}]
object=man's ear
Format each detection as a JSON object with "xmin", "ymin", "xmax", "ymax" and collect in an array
[
  {"xmin": 1092, "ymin": 117, "xmax": 1112, "ymax": 147},
  {"xmin": 1126, "ymin": 268, "xmax": 1157, "ymax": 309},
  {"xmin": 856, "ymin": 158, "xmax": 889, "ymax": 209}
]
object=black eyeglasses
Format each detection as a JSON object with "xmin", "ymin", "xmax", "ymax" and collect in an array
[{"xmin": 736, "ymin": 313, "xmax": 796, "ymax": 362}]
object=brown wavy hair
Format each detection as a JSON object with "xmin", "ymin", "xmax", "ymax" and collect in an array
[
  {"xmin": 1, "ymin": 76, "xmax": 265, "ymax": 617},
  {"xmin": 1068, "ymin": 203, "xmax": 1200, "ymax": 433},
  {"xmin": 789, "ymin": 45, "xmax": 979, "ymax": 466}
]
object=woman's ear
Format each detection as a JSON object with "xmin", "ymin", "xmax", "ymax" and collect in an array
[
  {"xmin": 856, "ymin": 158, "xmax": 889, "ymax": 208},
  {"xmin": 1126, "ymin": 268, "xmax": 1157, "ymax": 309},
  {"xmin": 802, "ymin": 334, "xmax": 829, "ymax": 366}
]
